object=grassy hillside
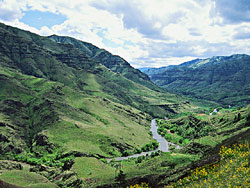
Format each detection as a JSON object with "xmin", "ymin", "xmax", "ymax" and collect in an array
[
  {"xmin": 48, "ymin": 35, "xmax": 159, "ymax": 91},
  {"xmin": 94, "ymin": 106, "xmax": 249, "ymax": 188},
  {"xmin": 127, "ymin": 143, "xmax": 250, "ymax": 188},
  {"xmin": 153, "ymin": 106, "xmax": 250, "ymax": 187},
  {"xmin": 141, "ymin": 55, "xmax": 250, "ymax": 107},
  {"xmin": 157, "ymin": 106, "xmax": 250, "ymax": 148},
  {"xmin": 167, "ymin": 143, "xmax": 250, "ymax": 188},
  {"xmin": 0, "ymin": 22, "xmax": 191, "ymax": 187},
  {"xmin": 1, "ymin": 22, "xmax": 249, "ymax": 188}
]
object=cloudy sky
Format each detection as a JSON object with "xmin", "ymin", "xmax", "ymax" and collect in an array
[{"xmin": 0, "ymin": 0, "xmax": 250, "ymax": 67}]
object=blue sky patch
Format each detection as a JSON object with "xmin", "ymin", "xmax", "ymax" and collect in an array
[
  {"xmin": 102, "ymin": 37, "xmax": 120, "ymax": 48},
  {"xmin": 97, "ymin": 29, "xmax": 120, "ymax": 48},
  {"xmin": 20, "ymin": 10, "xmax": 66, "ymax": 29}
]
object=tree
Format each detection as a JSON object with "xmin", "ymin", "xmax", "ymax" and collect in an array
[
  {"xmin": 115, "ymin": 170, "xmax": 126, "ymax": 185},
  {"xmin": 237, "ymin": 113, "xmax": 241, "ymax": 121}
]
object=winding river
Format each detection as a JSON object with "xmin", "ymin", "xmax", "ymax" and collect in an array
[
  {"xmin": 108, "ymin": 119, "xmax": 177, "ymax": 162},
  {"xmin": 150, "ymin": 119, "xmax": 169, "ymax": 152}
]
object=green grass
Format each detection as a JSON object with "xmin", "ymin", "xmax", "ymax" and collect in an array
[
  {"xmin": 157, "ymin": 115, "xmax": 213, "ymax": 145},
  {"xmin": 0, "ymin": 66, "xmax": 154, "ymax": 158},
  {"xmin": 0, "ymin": 170, "xmax": 57, "ymax": 188},
  {"xmin": 194, "ymin": 136, "xmax": 220, "ymax": 147},
  {"xmin": 43, "ymin": 84, "xmax": 155, "ymax": 157},
  {"xmin": 72, "ymin": 157, "xmax": 114, "ymax": 187},
  {"xmin": 2, "ymin": 22, "xmax": 250, "ymax": 188},
  {"xmin": 47, "ymin": 115, "xmax": 152, "ymax": 157},
  {"xmin": 72, "ymin": 152, "xmax": 199, "ymax": 188},
  {"xmin": 156, "ymin": 106, "xmax": 250, "ymax": 148},
  {"xmin": 194, "ymin": 106, "xmax": 250, "ymax": 146},
  {"xmin": 117, "ymin": 151, "xmax": 199, "ymax": 187}
]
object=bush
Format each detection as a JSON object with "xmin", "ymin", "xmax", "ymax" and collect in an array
[
  {"xmin": 122, "ymin": 150, "xmax": 132, "ymax": 157},
  {"xmin": 100, "ymin": 158, "xmax": 107, "ymax": 163},
  {"xmin": 169, "ymin": 144, "xmax": 250, "ymax": 187},
  {"xmin": 136, "ymin": 157, "xmax": 142, "ymax": 163},
  {"xmin": 115, "ymin": 170, "xmax": 126, "ymax": 184},
  {"xmin": 127, "ymin": 182, "xmax": 150, "ymax": 188},
  {"xmin": 150, "ymin": 151, "xmax": 160, "ymax": 157},
  {"xmin": 135, "ymin": 148, "xmax": 142, "ymax": 154}
]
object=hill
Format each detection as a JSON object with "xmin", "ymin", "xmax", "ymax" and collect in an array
[
  {"xmin": 0, "ymin": 22, "xmax": 191, "ymax": 187},
  {"xmin": 141, "ymin": 55, "xmax": 250, "ymax": 106},
  {"xmin": 1, "ymin": 22, "xmax": 249, "ymax": 188},
  {"xmin": 100, "ymin": 105, "xmax": 250, "ymax": 188},
  {"xmin": 48, "ymin": 35, "xmax": 159, "ymax": 91}
]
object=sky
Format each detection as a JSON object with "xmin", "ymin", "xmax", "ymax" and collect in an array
[{"xmin": 0, "ymin": 0, "xmax": 250, "ymax": 68}]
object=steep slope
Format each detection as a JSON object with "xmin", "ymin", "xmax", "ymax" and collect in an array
[
  {"xmin": 141, "ymin": 55, "xmax": 250, "ymax": 106},
  {"xmin": 0, "ymin": 22, "xmax": 191, "ymax": 187},
  {"xmin": 0, "ymin": 22, "xmax": 190, "ymax": 117},
  {"xmin": 48, "ymin": 35, "xmax": 159, "ymax": 91}
]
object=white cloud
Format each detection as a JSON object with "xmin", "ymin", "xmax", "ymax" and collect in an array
[
  {"xmin": 106, "ymin": 44, "xmax": 148, "ymax": 63},
  {"xmin": 211, "ymin": 0, "xmax": 250, "ymax": 24},
  {"xmin": 0, "ymin": 0, "xmax": 249, "ymax": 67},
  {"xmin": 40, "ymin": 26, "xmax": 53, "ymax": 36},
  {"xmin": 1, "ymin": 19, "xmax": 40, "ymax": 34},
  {"xmin": 0, "ymin": 0, "xmax": 23, "ymax": 21},
  {"xmin": 162, "ymin": 24, "xmax": 190, "ymax": 42}
]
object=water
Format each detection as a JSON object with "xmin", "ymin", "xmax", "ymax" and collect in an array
[
  {"xmin": 111, "ymin": 149, "xmax": 159, "ymax": 161},
  {"xmin": 150, "ymin": 119, "xmax": 169, "ymax": 152},
  {"xmin": 107, "ymin": 119, "xmax": 174, "ymax": 162}
]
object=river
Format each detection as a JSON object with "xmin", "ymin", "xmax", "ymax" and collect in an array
[
  {"xmin": 150, "ymin": 119, "xmax": 169, "ymax": 152},
  {"xmin": 107, "ymin": 119, "xmax": 178, "ymax": 162}
]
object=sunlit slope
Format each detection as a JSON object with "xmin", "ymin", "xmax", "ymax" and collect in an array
[
  {"xmin": 0, "ymin": 22, "xmax": 190, "ymax": 118},
  {"xmin": 48, "ymin": 34, "xmax": 158, "ymax": 91},
  {"xmin": 0, "ymin": 22, "xmax": 192, "ymax": 187}
]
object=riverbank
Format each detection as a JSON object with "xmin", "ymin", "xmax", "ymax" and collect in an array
[{"xmin": 107, "ymin": 119, "xmax": 178, "ymax": 162}]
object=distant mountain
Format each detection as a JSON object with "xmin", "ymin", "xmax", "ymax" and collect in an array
[
  {"xmin": 138, "ymin": 67, "xmax": 154, "ymax": 72},
  {"xmin": 141, "ymin": 54, "xmax": 250, "ymax": 106},
  {"xmin": 139, "ymin": 65, "xmax": 176, "ymax": 78}
]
